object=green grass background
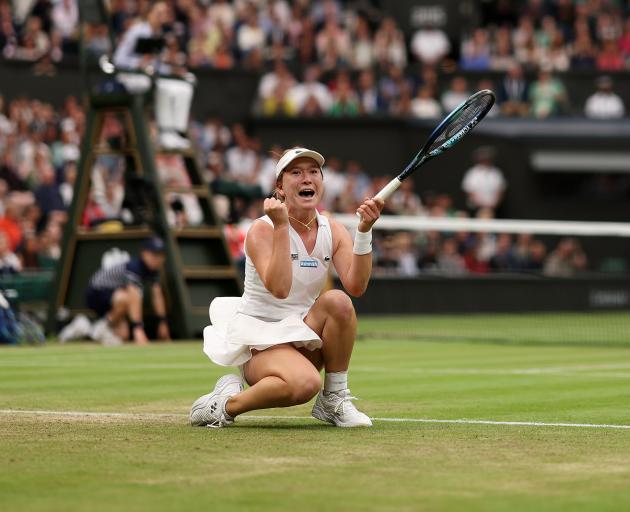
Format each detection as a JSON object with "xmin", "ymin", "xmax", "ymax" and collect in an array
[{"xmin": 2, "ymin": 313, "xmax": 630, "ymax": 511}]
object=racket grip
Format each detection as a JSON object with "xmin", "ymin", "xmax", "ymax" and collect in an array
[
  {"xmin": 375, "ymin": 178, "xmax": 403, "ymax": 201},
  {"xmin": 355, "ymin": 178, "xmax": 402, "ymax": 219}
]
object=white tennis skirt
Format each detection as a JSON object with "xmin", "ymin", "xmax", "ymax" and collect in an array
[{"xmin": 203, "ymin": 297, "xmax": 322, "ymax": 367}]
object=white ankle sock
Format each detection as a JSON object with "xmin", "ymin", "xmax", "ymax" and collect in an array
[
  {"xmin": 222, "ymin": 399, "xmax": 234, "ymax": 420},
  {"xmin": 324, "ymin": 371, "xmax": 348, "ymax": 394}
]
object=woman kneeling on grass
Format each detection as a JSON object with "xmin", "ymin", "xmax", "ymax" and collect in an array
[{"xmin": 190, "ymin": 147, "xmax": 383, "ymax": 428}]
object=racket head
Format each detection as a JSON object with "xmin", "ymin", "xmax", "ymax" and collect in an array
[{"xmin": 399, "ymin": 89, "xmax": 496, "ymax": 181}]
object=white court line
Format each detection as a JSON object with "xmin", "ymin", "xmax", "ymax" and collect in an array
[{"xmin": 1, "ymin": 409, "xmax": 630, "ymax": 430}]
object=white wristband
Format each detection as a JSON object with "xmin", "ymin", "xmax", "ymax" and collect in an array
[{"xmin": 353, "ymin": 229, "xmax": 372, "ymax": 255}]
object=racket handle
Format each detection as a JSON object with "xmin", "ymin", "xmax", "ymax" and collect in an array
[
  {"xmin": 355, "ymin": 178, "xmax": 402, "ymax": 219},
  {"xmin": 375, "ymin": 178, "xmax": 403, "ymax": 201}
]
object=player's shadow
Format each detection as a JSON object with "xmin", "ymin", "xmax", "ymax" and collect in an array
[{"xmin": 233, "ymin": 422, "xmax": 330, "ymax": 430}]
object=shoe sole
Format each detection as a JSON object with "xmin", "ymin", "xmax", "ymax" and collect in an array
[{"xmin": 189, "ymin": 375, "xmax": 242, "ymax": 426}]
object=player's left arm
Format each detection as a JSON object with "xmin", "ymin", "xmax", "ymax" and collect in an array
[
  {"xmin": 152, "ymin": 283, "xmax": 171, "ymax": 340},
  {"xmin": 331, "ymin": 197, "xmax": 383, "ymax": 297}
]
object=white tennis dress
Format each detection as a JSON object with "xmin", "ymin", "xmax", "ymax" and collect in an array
[{"xmin": 203, "ymin": 211, "xmax": 333, "ymax": 367}]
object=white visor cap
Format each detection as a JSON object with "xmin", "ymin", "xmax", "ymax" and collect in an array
[{"xmin": 275, "ymin": 147, "xmax": 325, "ymax": 178}]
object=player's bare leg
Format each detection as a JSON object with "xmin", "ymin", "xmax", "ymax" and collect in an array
[
  {"xmin": 226, "ymin": 344, "xmax": 322, "ymax": 416},
  {"xmin": 303, "ymin": 289, "xmax": 372, "ymax": 427}
]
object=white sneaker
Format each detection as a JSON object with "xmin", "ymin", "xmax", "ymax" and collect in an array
[
  {"xmin": 58, "ymin": 314, "xmax": 92, "ymax": 342},
  {"xmin": 159, "ymin": 131, "xmax": 190, "ymax": 150},
  {"xmin": 90, "ymin": 318, "xmax": 123, "ymax": 347},
  {"xmin": 312, "ymin": 389, "xmax": 373, "ymax": 427},
  {"xmin": 189, "ymin": 374, "xmax": 243, "ymax": 428}
]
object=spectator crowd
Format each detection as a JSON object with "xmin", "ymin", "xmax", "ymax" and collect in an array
[
  {"xmin": 0, "ymin": 90, "xmax": 593, "ymax": 279},
  {"xmin": 1, "ymin": 0, "xmax": 629, "ymax": 119},
  {"xmin": 1, "ymin": 0, "xmax": 621, "ymax": 279}
]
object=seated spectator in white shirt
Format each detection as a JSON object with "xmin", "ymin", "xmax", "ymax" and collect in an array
[
  {"xmin": 225, "ymin": 126, "xmax": 257, "ymax": 184},
  {"xmin": 410, "ymin": 24, "xmax": 451, "ymax": 65},
  {"xmin": 411, "ymin": 85, "xmax": 442, "ymax": 119},
  {"xmin": 461, "ymin": 146, "xmax": 506, "ymax": 215},
  {"xmin": 290, "ymin": 64, "xmax": 332, "ymax": 114},
  {"xmin": 584, "ymin": 76, "xmax": 625, "ymax": 119}
]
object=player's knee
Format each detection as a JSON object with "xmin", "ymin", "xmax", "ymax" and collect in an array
[
  {"xmin": 324, "ymin": 290, "xmax": 355, "ymax": 323},
  {"xmin": 288, "ymin": 372, "xmax": 322, "ymax": 405}
]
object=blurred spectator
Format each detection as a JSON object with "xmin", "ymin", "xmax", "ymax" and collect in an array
[
  {"xmin": 51, "ymin": 0, "xmax": 78, "ymax": 51},
  {"xmin": 618, "ymin": 18, "xmax": 630, "ymax": 60},
  {"xmin": 290, "ymin": 64, "xmax": 332, "ymax": 114},
  {"xmin": 389, "ymin": 82, "xmax": 413, "ymax": 116},
  {"xmin": 388, "ymin": 179, "xmax": 424, "ymax": 216},
  {"xmin": 59, "ymin": 161, "xmax": 76, "ymax": 208},
  {"xmin": 417, "ymin": 231, "xmax": 440, "ymax": 272},
  {"xmin": 596, "ymin": 39, "xmax": 625, "ymax": 71},
  {"xmin": 570, "ymin": 32, "xmax": 597, "ymax": 70},
  {"xmin": 437, "ymin": 238, "xmax": 467, "ymax": 275},
  {"xmin": 377, "ymin": 64, "xmax": 408, "ymax": 113},
  {"xmin": 528, "ymin": 67, "xmax": 569, "ymax": 118},
  {"xmin": 350, "ymin": 15, "xmax": 374, "ymax": 70},
  {"xmin": 410, "ymin": 22, "xmax": 451, "ymax": 65},
  {"xmin": 225, "ymin": 125, "xmax": 257, "ymax": 184},
  {"xmin": 539, "ymin": 30, "xmax": 570, "ymax": 71},
  {"xmin": 461, "ymin": 147, "xmax": 506, "ymax": 215},
  {"xmin": 322, "ymin": 156, "xmax": 347, "ymax": 211},
  {"xmin": 258, "ymin": 59, "xmax": 296, "ymax": 104},
  {"xmin": 7, "ymin": 15, "xmax": 50, "ymax": 62},
  {"xmin": 356, "ymin": 69, "xmax": 382, "ymax": 114},
  {"xmin": 411, "ymin": 86, "xmax": 441, "ymax": 119},
  {"xmin": 373, "ymin": 16, "xmax": 407, "ymax": 69},
  {"xmin": 497, "ymin": 63, "xmax": 529, "ymax": 117},
  {"xmin": 0, "ymin": 230, "xmax": 21, "ymax": 275},
  {"xmin": 329, "ymin": 72, "xmax": 360, "ymax": 116},
  {"xmin": 236, "ymin": 6, "xmax": 265, "ymax": 67},
  {"xmin": 489, "ymin": 233, "xmax": 517, "ymax": 271},
  {"xmin": 491, "ymin": 26, "xmax": 516, "ymax": 71},
  {"xmin": 441, "ymin": 76, "xmax": 470, "ymax": 113},
  {"xmin": 262, "ymin": 78, "xmax": 298, "ymax": 116},
  {"xmin": 544, "ymin": 238, "xmax": 588, "ymax": 277},
  {"xmin": 460, "ymin": 28, "xmax": 491, "ymax": 70},
  {"xmin": 34, "ymin": 165, "xmax": 65, "ymax": 222},
  {"xmin": 345, "ymin": 160, "xmax": 371, "ymax": 202},
  {"xmin": 0, "ymin": 198, "xmax": 23, "ymax": 251},
  {"xmin": 584, "ymin": 76, "xmax": 625, "ymax": 119},
  {"xmin": 315, "ymin": 17, "xmax": 351, "ymax": 71}
]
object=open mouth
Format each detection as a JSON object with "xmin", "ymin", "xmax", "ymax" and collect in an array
[{"xmin": 298, "ymin": 189, "xmax": 315, "ymax": 198}]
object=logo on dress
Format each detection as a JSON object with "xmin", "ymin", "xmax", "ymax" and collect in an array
[
  {"xmin": 291, "ymin": 253, "xmax": 299, "ymax": 261},
  {"xmin": 300, "ymin": 259, "xmax": 318, "ymax": 268}
]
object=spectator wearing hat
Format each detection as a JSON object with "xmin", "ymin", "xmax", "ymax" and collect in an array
[
  {"xmin": 84, "ymin": 236, "xmax": 170, "ymax": 345},
  {"xmin": 584, "ymin": 76, "xmax": 625, "ymax": 119}
]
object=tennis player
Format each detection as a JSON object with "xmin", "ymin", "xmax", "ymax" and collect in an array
[{"xmin": 190, "ymin": 147, "xmax": 383, "ymax": 428}]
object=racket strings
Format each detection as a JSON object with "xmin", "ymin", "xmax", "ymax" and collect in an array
[{"xmin": 427, "ymin": 93, "xmax": 494, "ymax": 154}]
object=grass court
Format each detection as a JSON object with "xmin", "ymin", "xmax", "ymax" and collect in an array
[{"xmin": 2, "ymin": 313, "xmax": 630, "ymax": 511}]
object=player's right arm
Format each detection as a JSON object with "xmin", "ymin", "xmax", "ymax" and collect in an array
[{"xmin": 245, "ymin": 198, "xmax": 292, "ymax": 299}]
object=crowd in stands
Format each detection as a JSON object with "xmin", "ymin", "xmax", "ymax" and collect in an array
[
  {"xmin": 2, "ymin": 0, "xmax": 629, "ymax": 119},
  {"xmin": 1, "ymin": 0, "xmax": 621, "ymax": 279},
  {"xmin": 0, "ymin": 91, "xmax": 592, "ymax": 279}
]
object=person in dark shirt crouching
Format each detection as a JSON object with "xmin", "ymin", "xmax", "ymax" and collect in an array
[{"xmin": 86, "ymin": 236, "xmax": 171, "ymax": 345}]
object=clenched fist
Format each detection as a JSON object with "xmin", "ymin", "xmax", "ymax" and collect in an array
[
  {"xmin": 264, "ymin": 197, "xmax": 289, "ymax": 227},
  {"xmin": 356, "ymin": 197, "xmax": 384, "ymax": 232}
]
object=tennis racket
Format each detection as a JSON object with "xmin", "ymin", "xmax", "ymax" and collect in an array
[{"xmin": 359, "ymin": 89, "xmax": 495, "ymax": 215}]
